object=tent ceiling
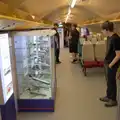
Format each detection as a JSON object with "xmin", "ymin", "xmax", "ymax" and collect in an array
[
  {"xmin": 0, "ymin": 0, "xmax": 120, "ymax": 25},
  {"xmin": 0, "ymin": 19, "xmax": 24, "ymax": 30},
  {"xmin": 0, "ymin": 17, "xmax": 51, "ymax": 30}
]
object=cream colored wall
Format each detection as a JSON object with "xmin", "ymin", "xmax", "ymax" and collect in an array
[
  {"xmin": 88, "ymin": 25, "xmax": 101, "ymax": 33},
  {"xmin": 86, "ymin": 22, "xmax": 120, "ymax": 35}
]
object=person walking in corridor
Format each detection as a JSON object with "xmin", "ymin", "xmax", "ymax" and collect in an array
[
  {"xmin": 69, "ymin": 24, "xmax": 79, "ymax": 63},
  {"xmin": 54, "ymin": 23, "xmax": 61, "ymax": 64},
  {"xmin": 100, "ymin": 21, "xmax": 120, "ymax": 107}
]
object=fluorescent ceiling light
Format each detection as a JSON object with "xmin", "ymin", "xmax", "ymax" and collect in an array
[
  {"xmin": 65, "ymin": 14, "xmax": 69, "ymax": 23},
  {"xmin": 65, "ymin": 18, "xmax": 68, "ymax": 23},
  {"xmin": 68, "ymin": 8, "xmax": 71, "ymax": 15},
  {"xmin": 65, "ymin": 7, "xmax": 72, "ymax": 23},
  {"xmin": 66, "ymin": 15, "xmax": 69, "ymax": 20},
  {"xmin": 71, "ymin": 0, "xmax": 77, "ymax": 8},
  {"xmin": 31, "ymin": 15, "xmax": 35, "ymax": 19},
  {"xmin": 65, "ymin": 19, "xmax": 68, "ymax": 23}
]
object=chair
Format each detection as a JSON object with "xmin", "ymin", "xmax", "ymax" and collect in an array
[
  {"xmin": 82, "ymin": 41, "xmax": 95, "ymax": 61},
  {"xmin": 81, "ymin": 41, "xmax": 96, "ymax": 76},
  {"xmin": 97, "ymin": 35, "xmax": 102, "ymax": 41},
  {"xmin": 95, "ymin": 41, "xmax": 106, "ymax": 67},
  {"xmin": 96, "ymin": 34, "xmax": 103, "ymax": 41},
  {"xmin": 91, "ymin": 37, "xmax": 97, "ymax": 44},
  {"xmin": 87, "ymin": 35, "xmax": 92, "ymax": 41}
]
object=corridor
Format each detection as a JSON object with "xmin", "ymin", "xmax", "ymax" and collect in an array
[{"xmin": 19, "ymin": 48, "xmax": 117, "ymax": 120}]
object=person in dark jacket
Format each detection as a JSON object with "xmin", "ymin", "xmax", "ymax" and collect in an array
[
  {"xmin": 69, "ymin": 24, "xmax": 79, "ymax": 63},
  {"xmin": 100, "ymin": 21, "xmax": 120, "ymax": 107},
  {"xmin": 54, "ymin": 23, "xmax": 61, "ymax": 64}
]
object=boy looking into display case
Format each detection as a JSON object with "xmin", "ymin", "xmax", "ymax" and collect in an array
[{"xmin": 100, "ymin": 21, "xmax": 120, "ymax": 107}]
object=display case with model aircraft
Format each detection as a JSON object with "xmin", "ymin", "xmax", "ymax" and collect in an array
[{"xmin": 13, "ymin": 30, "xmax": 57, "ymax": 112}]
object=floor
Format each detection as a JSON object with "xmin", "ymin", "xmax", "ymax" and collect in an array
[{"xmin": 18, "ymin": 48, "xmax": 117, "ymax": 120}]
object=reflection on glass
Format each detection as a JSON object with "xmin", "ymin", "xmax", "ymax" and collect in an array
[{"xmin": 14, "ymin": 35, "xmax": 54, "ymax": 99}]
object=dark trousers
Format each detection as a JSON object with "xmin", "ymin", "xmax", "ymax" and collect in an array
[
  {"xmin": 55, "ymin": 48, "xmax": 60, "ymax": 62},
  {"xmin": 64, "ymin": 39, "xmax": 68, "ymax": 47},
  {"xmin": 107, "ymin": 66, "xmax": 118, "ymax": 101},
  {"xmin": 104, "ymin": 64, "xmax": 108, "ymax": 82}
]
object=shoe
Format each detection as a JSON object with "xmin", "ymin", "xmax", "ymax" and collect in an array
[
  {"xmin": 72, "ymin": 59, "xmax": 77, "ymax": 63},
  {"xmin": 105, "ymin": 100, "xmax": 117, "ymax": 107},
  {"xmin": 99, "ymin": 96, "xmax": 110, "ymax": 102}
]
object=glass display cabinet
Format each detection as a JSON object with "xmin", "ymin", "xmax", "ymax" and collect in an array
[{"xmin": 13, "ymin": 30, "xmax": 56, "ymax": 112}]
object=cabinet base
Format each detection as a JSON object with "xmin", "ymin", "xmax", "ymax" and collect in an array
[
  {"xmin": 18, "ymin": 99, "xmax": 55, "ymax": 112},
  {"xmin": 0, "ymin": 94, "xmax": 16, "ymax": 120},
  {"xmin": 18, "ymin": 78, "xmax": 57, "ymax": 112}
]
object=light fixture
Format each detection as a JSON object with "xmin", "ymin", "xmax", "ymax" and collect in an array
[
  {"xmin": 65, "ymin": 0, "xmax": 77, "ymax": 23},
  {"xmin": 65, "ymin": 17, "xmax": 68, "ymax": 23},
  {"xmin": 59, "ymin": 22, "xmax": 62, "ymax": 24},
  {"xmin": 68, "ymin": 8, "xmax": 71, "ymax": 15},
  {"xmin": 31, "ymin": 15, "xmax": 35, "ymax": 19},
  {"xmin": 65, "ymin": 19, "xmax": 68, "ymax": 23},
  {"xmin": 65, "ymin": 7, "xmax": 71, "ymax": 23},
  {"xmin": 71, "ymin": 0, "xmax": 77, "ymax": 8},
  {"xmin": 65, "ymin": 14, "xmax": 69, "ymax": 23}
]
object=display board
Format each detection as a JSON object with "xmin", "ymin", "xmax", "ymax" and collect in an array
[
  {"xmin": 0, "ymin": 33, "xmax": 13, "ymax": 104},
  {"xmin": 81, "ymin": 27, "xmax": 89, "ymax": 36}
]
